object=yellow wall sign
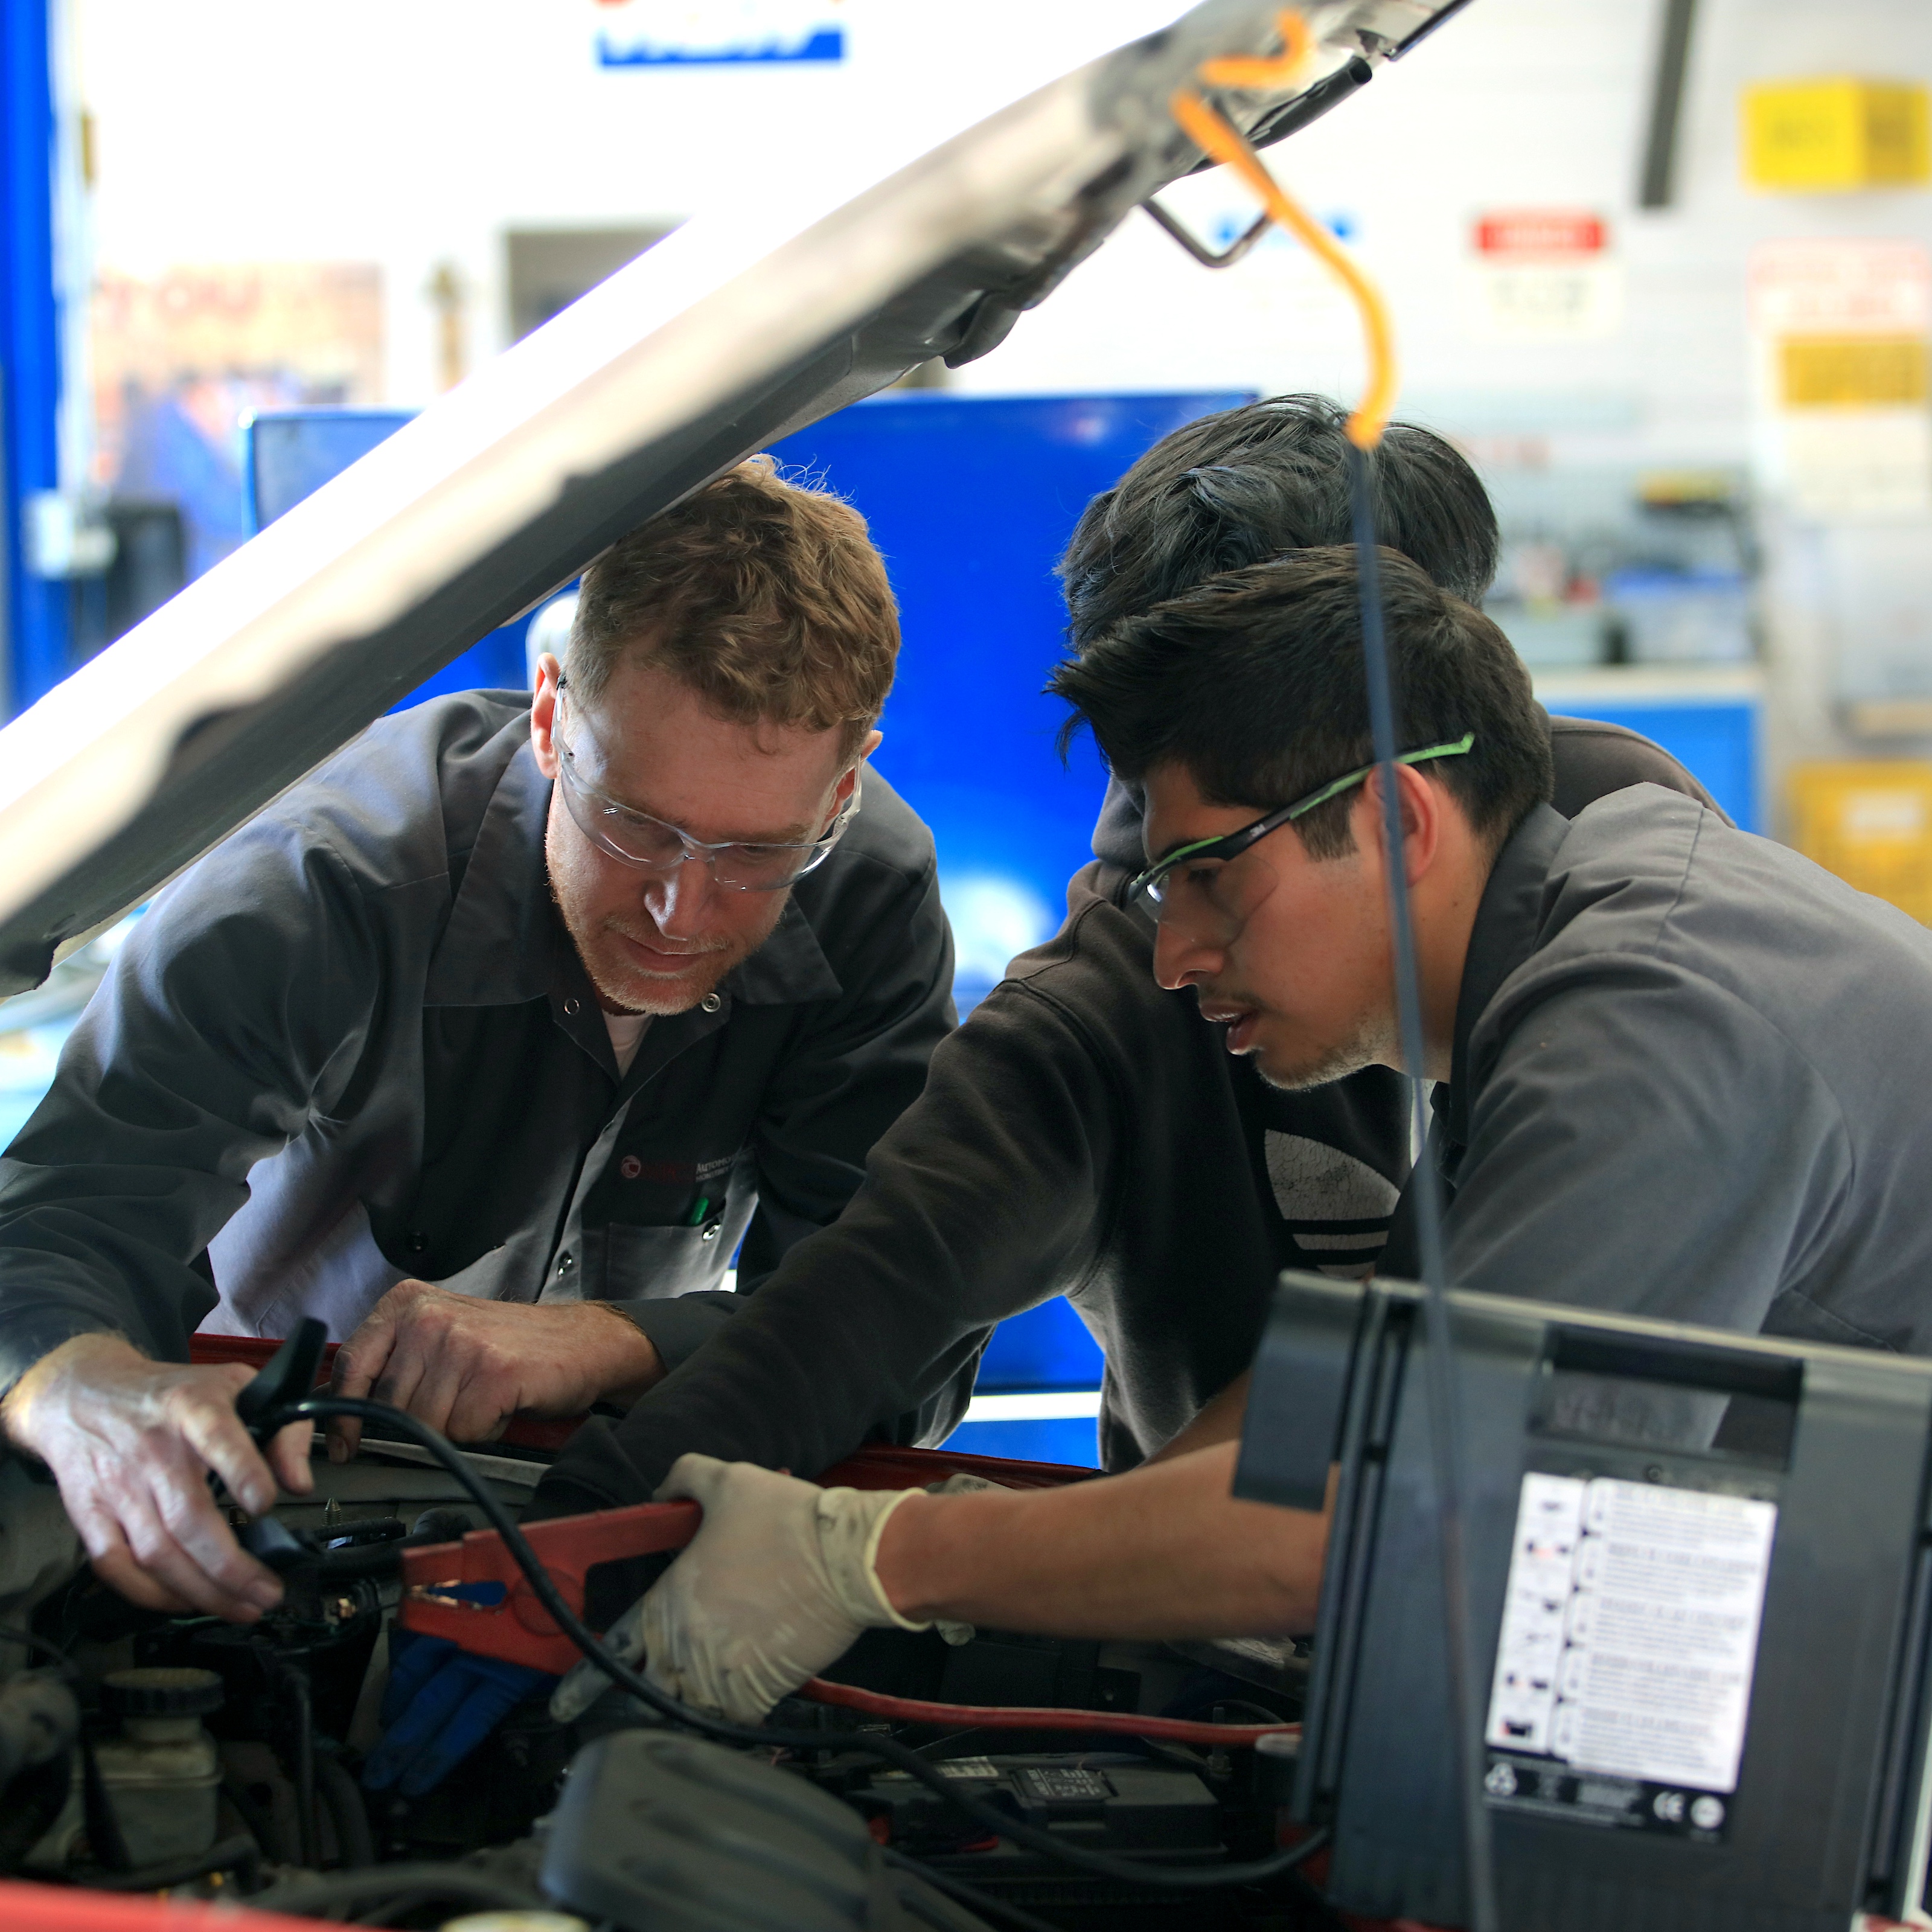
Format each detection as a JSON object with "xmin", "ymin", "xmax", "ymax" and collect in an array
[
  {"xmin": 1779, "ymin": 336, "xmax": 1931, "ymax": 408},
  {"xmin": 1749, "ymin": 241, "xmax": 1932, "ymax": 517},
  {"xmin": 1744, "ymin": 78, "xmax": 1930, "ymax": 191},
  {"xmin": 1790, "ymin": 763, "xmax": 1932, "ymax": 923}
]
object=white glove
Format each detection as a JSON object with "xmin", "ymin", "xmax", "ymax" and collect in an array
[{"xmin": 549, "ymin": 1454, "xmax": 929, "ymax": 1726}]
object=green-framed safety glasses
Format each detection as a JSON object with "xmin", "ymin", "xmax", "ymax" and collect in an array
[{"xmin": 1128, "ymin": 733, "xmax": 1476, "ymax": 912}]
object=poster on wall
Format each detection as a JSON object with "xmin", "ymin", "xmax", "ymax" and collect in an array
[
  {"xmin": 595, "ymin": 0, "xmax": 848, "ymax": 69},
  {"xmin": 90, "ymin": 264, "xmax": 384, "ymax": 580},
  {"xmin": 1748, "ymin": 238, "xmax": 1932, "ymax": 520},
  {"xmin": 1459, "ymin": 210, "xmax": 1623, "ymax": 344}
]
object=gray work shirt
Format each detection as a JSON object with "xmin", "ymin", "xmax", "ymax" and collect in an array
[
  {"xmin": 1385, "ymin": 785, "xmax": 1932, "ymax": 1353},
  {"xmin": 0, "ymin": 693, "xmax": 955, "ymax": 1394}
]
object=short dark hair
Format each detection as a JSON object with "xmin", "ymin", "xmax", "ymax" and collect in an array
[
  {"xmin": 1049, "ymin": 547, "xmax": 1553, "ymax": 860},
  {"xmin": 1058, "ymin": 395, "xmax": 1497, "ymax": 645}
]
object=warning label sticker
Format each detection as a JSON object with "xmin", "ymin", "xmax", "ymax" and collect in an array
[{"xmin": 1483, "ymin": 1473, "xmax": 1776, "ymax": 1832}]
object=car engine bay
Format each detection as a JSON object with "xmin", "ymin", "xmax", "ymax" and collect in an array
[{"xmin": 0, "ymin": 1333, "xmax": 1328, "ymax": 1932}]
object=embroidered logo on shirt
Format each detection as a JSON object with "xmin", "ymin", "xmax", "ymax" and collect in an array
[{"xmin": 612, "ymin": 1151, "xmax": 739, "ymax": 1186}]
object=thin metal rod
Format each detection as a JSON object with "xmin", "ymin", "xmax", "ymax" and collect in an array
[
  {"xmin": 1141, "ymin": 198, "xmax": 1272, "ymax": 269},
  {"xmin": 1639, "ymin": 0, "xmax": 1698, "ymax": 208},
  {"xmin": 1348, "ymin": 441, "xmax": 1497, "ymax": 1932},
  {"xmin": 1389, "ymin": 0, "xmax": 1480, "ymax": 61}
]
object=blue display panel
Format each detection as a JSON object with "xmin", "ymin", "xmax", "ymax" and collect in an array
[
  {"xmin": 768, "ymin": 394, "xmax": 1251, "ymax": 1461},
  {"xmin": 943, "ymin": 1415, "xmax": 1102, "ymax": 1467},
  {"xmin": 1560, "ymin": 700, "xmax": 1760, "ymax": 833},
  {"xmin": 251, "ymin": 409, "xmax": 412, "ymax": 528},
  {"xmin": 213, "ymin": 406, "xmax": 1772, "ymax": 1468},
  {"xmin": 769, "ymin": 392, "xmax": 1250, "ymax": 1002},
  {"xmin": 971, "ymin": 1294, "xmax": 1103, "ymax": 1390}
]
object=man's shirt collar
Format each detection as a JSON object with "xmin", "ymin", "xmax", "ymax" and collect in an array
[
  {"xmin": 426, "ymin": 738, "xmax": 556, "ymax": 1008},
  {"xmin": 1439, "ymin": 801, "xmax": 1568, "ymax": 1150},
  {"xmin": 726, "ymin": 894, "xmax": 843, "ymax": 1006}
]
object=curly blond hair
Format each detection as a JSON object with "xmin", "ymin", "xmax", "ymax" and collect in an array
[{"xmin": 564, "ymin": 458, "xmax": 898, "ymax": 760}]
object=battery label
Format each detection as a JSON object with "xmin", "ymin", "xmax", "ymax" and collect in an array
[{"xmin": 1483, "ymin": 1472, "xmax": 1777, "ymax": 1834}]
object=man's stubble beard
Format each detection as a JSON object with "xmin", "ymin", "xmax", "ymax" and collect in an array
[
  {"xmin": 581, "ymin": 910, "xmax": 745, "ymax": 1016},
  {"xmin": 1253, "ymin": 1011, "xmax": 1396, "ymax": 1095},
  {"xmin": 548, "ymin": 865, "xmax": 782, "ymax": 1017}
]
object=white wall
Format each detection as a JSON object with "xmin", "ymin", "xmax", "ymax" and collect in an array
[
  {"xmin": 75, "ymin": 0, "xmax": 1932, "ymax": 440},
  {"xmin": 74, "ymin": 0, "xmax": 1177, "ymax": 398},
  {"xmin": 72, "ymin": 0, "xmax": 1932, "ymax": 812}
]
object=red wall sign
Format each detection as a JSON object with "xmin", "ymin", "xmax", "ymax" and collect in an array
[{"xmin": 1475, "ymin": 210, "xmax": 1608, "ymax": 258}]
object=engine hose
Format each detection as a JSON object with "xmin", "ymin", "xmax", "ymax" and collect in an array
[
  {"xmin": 798, "ymin": 1677, "xmax": 1297, "ymax": 1747},
  {"xmin": 314, "ymin": 1751, "xmax": 377, "ymax": 1869},
  {"xmin": 274, "ymin": 1659, "xmax": 318, "ymax": 1870},
  {"xmin": 264, "ymin": 1393, "xmax": 1330, "ymax": 1895},
  {"xmin": 247, "ymin": 1861, "xmax": 545, "ymax": 1919}
]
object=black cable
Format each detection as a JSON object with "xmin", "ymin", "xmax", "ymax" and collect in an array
[
  {"xmin": 1203, "ymin": 1697, "xmax": 1292, "ymax": 1729},
  {"xmin": 1346, "ymin": 443, "xmax": 1496, "ymax": 1932},
  {"xmin": 912, "ymin": 1726, "xmax": 988, "ymax": 1757},
  {"xmin": 275, "ymin": 1656, "xmax": 320, "ymax": 1870},
  {"xmin": 883, "ymin": 1849, "xmax": 1063, "ymax": 1932},
  {"xmin": 267, "ymin": 1393, "xmax": 1326, "ymax": 1893},
  {"xmin": 1388, "ymin": 0, "xmax": 1479, "ymax": 60},
  {"xmin": 358, "ymin": 1894, "xmax": 494, "ymax": 1930}
]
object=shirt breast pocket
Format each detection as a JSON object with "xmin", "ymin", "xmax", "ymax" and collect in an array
[{"xmin": 606, "ymin": 1219, "xmax": 734, "ymax": 1301}]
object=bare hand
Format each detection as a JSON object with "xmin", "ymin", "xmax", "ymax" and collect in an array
[
  {"xmin": 325, "ymin": 1281, "xmax": 664, "ymax": 1460},
  {"xmin": 0, "ymin": 1332, "xmax": 313, "ymax": 1622}
]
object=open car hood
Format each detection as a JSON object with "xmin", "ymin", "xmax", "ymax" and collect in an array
[{"xmin": 0, "ymin": 0, "xmax": 1462, "ymax": 993}]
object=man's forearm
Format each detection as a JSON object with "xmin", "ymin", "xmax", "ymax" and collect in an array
[{"xmin": 874, "ymin": 1442, "xmax": 1327, "ymax": 1640}]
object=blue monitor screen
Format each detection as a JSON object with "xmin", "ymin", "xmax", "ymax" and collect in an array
[{"xmin": 769, "ymin": 392, "xmax": 1250, "ymax": 1000}]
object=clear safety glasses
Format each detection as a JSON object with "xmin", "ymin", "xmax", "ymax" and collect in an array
[
  {"xmin": 1127, "ymin": 734, "xmax": 1476, "ymax": 935},
  {"xmin": 553, "ymin": 692, "xmax": 860, "ymax": 892}
]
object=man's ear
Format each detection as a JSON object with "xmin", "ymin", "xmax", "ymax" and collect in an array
[
  {"xmin": 531, "ymin": 654, "xmax": 563, "ymax": 779},
  {"xmin": 831, "ymin": 728, "xmax": 884, "ymax": 808},
  {"xmin": 1359, "ymin": 762, "xmax": 1447, "ymax": 884}
]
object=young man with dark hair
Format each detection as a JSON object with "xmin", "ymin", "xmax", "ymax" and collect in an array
[
  {"xmin": 0, "ymin": 460, "xmax": 953, "ymax": 1626},
  {"xmin": 592, "ymin": 546, "xmax": 1932, "ymax": 1721}
]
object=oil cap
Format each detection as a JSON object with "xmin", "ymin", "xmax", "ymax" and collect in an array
[{"xmin": 100, "ymin": 1667, "xmax": 224, "ymax": 1721}]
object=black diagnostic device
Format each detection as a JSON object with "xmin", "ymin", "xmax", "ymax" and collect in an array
[{"xmin": 1237, "ymin": 1272, "xmax": 1932, "ymax": 1931}]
